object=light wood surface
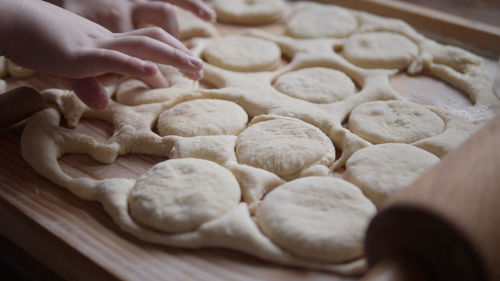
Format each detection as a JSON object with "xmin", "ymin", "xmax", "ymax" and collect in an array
[{"xmin": 1, "ymin": 1, "xmax": 500, "ymax": 281}]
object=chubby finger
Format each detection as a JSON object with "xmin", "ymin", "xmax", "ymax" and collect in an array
[
  {"xmin": 101, "ymin": 37, "xmax": 203, "ymax": 80},
  {"xmin": 73, "ymin": 49, "xmax": 158, "ymax": 78},
  {"xmin": 118, "ymin": 27, "xmax": 190, "ymax": 54},
  {"xmin": 66, "ymin": 77, "xmax": 109, "ymax": 110},
  {"xmin": 132, "ymin": 2, "xmax": 179, "ymax": 38},
  {"xmin": 140, "ymin": 69, "xmax": 170, "ymax": 88},
  {"xmin": 161, "ymin": 0, "xmax": 216, "ymax": 21}
]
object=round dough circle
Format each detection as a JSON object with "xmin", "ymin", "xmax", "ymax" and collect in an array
[
  {"xmin": 157, "ymin": 99, "xmax": 248, "ymax": 137},
  {"xmin": 236, "ymin": 118, "xmax": 335, "ymax": 177},
  {"xmin": 348, "ymin": 100, "xmax": 444, "ymax": 144},
  {"xmin": 203, "ymin": 35, "xmax": 281, "ymax": 72},
  {"xmin": 257, "ymin": 177, "xmax": 376, "ymax": 263},
  {"xmin": 343, "ymin": 32, "xmax": 419, "ymax": 69},
  {"xmin": 213, "ymin": 0, "xmax": 285, "ymax": 25},
  {"xmin": 128, "ymin": 158, "xmax": 241, "ymax": 233},
  {"xmin": 345, "ymin": 143, "xmax": 439, "ymax": 207},
  {"xmin": 286, "ymin": 6, "xmax": 357, "ymax": 38},
  {"xmin": 274, "ymin": 67, "xmax": 355, "ymax": 103}
]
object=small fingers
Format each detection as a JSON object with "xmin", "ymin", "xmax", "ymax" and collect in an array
[
  {"xmin": 66, "ymin": 77, "xmax": 109, "ymax": 110},
  {"xmin": 160, "ymin": 0, "xmax": 216, "ymax": 21},
  {"xmin": 118, "ymin": 27, "xmax": 190, "ymax": 54},
  {"xmin": 101, "ymin": 37, "xmax": 203, "ymax": 80},
  {"xmin": 73, "ymin": 49, "xmax": 158, "ymax": 78}
]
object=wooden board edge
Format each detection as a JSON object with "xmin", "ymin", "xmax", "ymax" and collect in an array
[
  {"xmin": 316, "ymin": 0, "xmax": 500, "ymax": 56},
  {"xmin": 0, "ymin": 194, "xmax": 120, "ymax": 281}
]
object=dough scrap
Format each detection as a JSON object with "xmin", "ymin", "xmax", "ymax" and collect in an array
[
  {"xmin": 157, "ymin": 99, "xmax": 248, "ymax": 137},
  {"xmin": 348, "ymin": 100, "xmax": 445, "ymax": 144},
  {"xmin": 129, "ymin": 158, "xmax": 241, "ymax": 233},
  {"xmin": 203, "ymin": 35, "xmax": 281, "ymax": 72},
  {"xmin": 236, "ymin": 117, "xmax": 335, "ymax": 178},
  {"xmin": 343, "ymin": 32, "xmax": 419, "ymax": 69},
  {"xmin": 286, "ymin": 5, "xmax": 357, "ymax": 38},
  {"xmin": 213, "ymin": 0, "xmax": 285, "ymax": 25},
  {"xmin": 344, "ymin": 143, "xmax": 439, "ymax": 207},
  {"xmin": 6, "ymin": 59, "xmax": 36, "ymax": 78},
  {"xmin": 274, "ymin": 67, "xmax": 355, "ymax": 103},
  {"xmin": 257, "ymin": 177, "xmax": 376, "ymax": 263}
]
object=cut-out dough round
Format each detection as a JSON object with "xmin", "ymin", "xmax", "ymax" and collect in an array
[
  {"xmin": 203, "ymin": 35, "xmax": 281, "ymax": 72},
  {"xmin": 344, "ymin": 143, "xmax": 439, "ymax": 207},
  {"xmin": 274, "ymin": 67, "xmax": 355, "ymax": 103},
  {"xmin": 213, "ymin": 0, "xmax": 285, "ymax": 25},
  {"xmin": 128, "ymin": 158, "xmax": 241, "ymax": 233},
  {"xmin": 257, "ymin": 177, "xmax": 376, "ymax": 263},
  {"xmin": 157, "ymin": 99, "xmax": 248, "ymax": 137},
  {"xmin": 236, "ymin": 118, "xmax": 335, "ymax": 177},
  {"xmin": 286, "ymin": 6, "xmax": 357, "ymax": 38},
  {"xmin": 348, "ymin": 100, "xmax": 445, "ymax": 144},
  {"xmin": 343, "ymin": 32, "xmax": 419, "ymax": 69}
]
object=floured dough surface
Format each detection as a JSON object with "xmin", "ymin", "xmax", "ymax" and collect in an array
[
  {"xmin": 213, "ymin": 0, "xmax": 285, "ymax": 25},
  {"xmin": 129, "ymin": 158, "xmax": 241, "ymax": 233},
  {"xmin": 157, "ymin": 99, "xmax": 248, "ymax": 137},
  {"xmin": 274, "ymin": 67, "xmax": 355, "ymax": 103},
  {"xmin": 343, "ymin": 32, "xmax": 419, "ymax": 69},
  {"xmin": 344, "ymin": 144, "xmax": 439, "ymax": 207},
  {"xmin": 236, "ymin": 118, "xmax": 335, "ymax": 177},
  {"xmin": 203, "ymin": 35, "xmax": 281, "ymax": 72},
  {"xmin": 286, "ymin": 5, "xmax": 357, "ymax": 38},
  {"xmin": 257, "ymin": 177, "xmax": 376, "ymax": 263},
  {"xmin": 348, "ymin": 100, "xmax": 445, "ymax": 144}
]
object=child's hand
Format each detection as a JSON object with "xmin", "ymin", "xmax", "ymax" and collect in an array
[
  {"xmin": 1, "ymin": 0, "xmax": 204, "ymax": 110},
  {"xmin": 53, "ymin": 0, "xmax": 215, "ymax": 34}
]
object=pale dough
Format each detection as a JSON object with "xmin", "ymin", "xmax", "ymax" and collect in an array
[
  {"xmin": 18, "ymin": 1, "xmax": 500, "ymax": 275},
  {"xmin": 213, "ymin": 0, "xmax": 285, "ymax": 25},
  {"xmin": 235, "ymin": 117, "xmax": 335, "ymax": 178},
  {"xmin": 286, "ymin": 5, "xmax": 357, "ymax": 38},
  {"xmin": 274, "ymin": 67, "xmax": 355, "ymax": 103},
  {"xmin": 257, "ymin": 177, "xmax": 376, "ymax": 263},
  {"xmin": 348, "ymin": 100, "xmax": 445, "ymax": 144},
  {"xmin": 0, "ymin": 57, "xmax": 7, "ymax": 78},
  {"xmin": 176, "ymin": 7, "xmax": 217, "ymax": 40},
  {"xmin": 203, "ymin": 35, "xmax": 281, "ymax": 72},
  {"xmin": 129, "ymin": 158, "xmax": 241, "ymax": 233},
  {"xmin": 157, "ymin": 99, "xmax": 248, "ymax": 137},
  {"xmin": 343, "ymin": 32, "xmax": 419, "ymax": 69},
  {"xmin": 6, "ymin": 59, "xmax": 36, "ymax": 78},
  {"xmin": 344, "ymin": 144, "xmax": 439, "ymax": 207}
]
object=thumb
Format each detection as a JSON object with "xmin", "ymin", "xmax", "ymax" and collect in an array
[{"xmin": 65, "ymin": 77, "xmax": 109, "ymax": 110}]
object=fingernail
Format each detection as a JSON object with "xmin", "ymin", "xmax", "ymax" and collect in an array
[
  {"xmin": 198, "ymin": 8, "xmax": 215, "ymax": 20},
  {"xmin": 188, "ymin": 57, "xmax": 203, "ymax": 68}
]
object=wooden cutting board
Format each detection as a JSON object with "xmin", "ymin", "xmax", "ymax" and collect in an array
[{"xmin": 1, "ymin": 1, "xmax": 499, "ymax": 281}]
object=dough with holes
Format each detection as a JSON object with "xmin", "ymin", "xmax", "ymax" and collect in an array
[{"xmin": 348, "ymin": 100, "xmax": 445, "ymax": 144}]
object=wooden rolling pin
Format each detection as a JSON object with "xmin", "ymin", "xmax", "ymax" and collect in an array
[
  {"xmin": 362, "ymin": 113, "xmax": 500, "ymax": 281},
  {"xmin": 0, "ymin": 87, "xmax": 46, "ymax": 128}
]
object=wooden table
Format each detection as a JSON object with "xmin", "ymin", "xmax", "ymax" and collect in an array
[{"xmin": 1, "ymin": 1, "xmax": 500, "ymax": 281}]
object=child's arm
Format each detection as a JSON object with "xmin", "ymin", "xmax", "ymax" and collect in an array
[{"xmin": 0, "ymin": 0, "xmax": 203, "ymax": 109}]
